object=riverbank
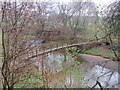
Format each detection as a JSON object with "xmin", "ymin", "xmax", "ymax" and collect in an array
[
  {"xmin": 46, "ymin": 53, "xmax": 119, "ymax": 88},
  {"xmin": 79, "ymin": 54, "xmax": 118, "ymax": 72}
]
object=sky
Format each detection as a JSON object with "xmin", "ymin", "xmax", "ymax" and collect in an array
[
  {"xmin": 92, "ymin": 0, "xmax": 116, "ymax": 6},
  {"xmin": 57, "ymin": 0, "xmax": 116, "ymax": 6},
  {"xmin": 0, "ymin": 0, "xmax": 117, "ymax": 6}
]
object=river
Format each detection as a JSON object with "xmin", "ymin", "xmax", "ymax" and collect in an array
[{"xmin": 32, "ymin": 40, "xmax": 119, "ymax": 88}]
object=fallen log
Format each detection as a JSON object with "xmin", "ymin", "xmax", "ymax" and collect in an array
[{"xmin": 26, "ymin": 40, "xmax": 105, "ymax": 60}]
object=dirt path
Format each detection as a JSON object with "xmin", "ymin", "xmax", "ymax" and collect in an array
[{"xmin": 79, "ymin": 54, "xmax": 119, "ymax": 72}]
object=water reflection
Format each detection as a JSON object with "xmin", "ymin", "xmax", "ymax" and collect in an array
[
  {"xmin": 44, "ymin": 51, "xmax": 75, "ymax": 74},
  {"xmin": 34, "ymin": 49, "xmax": 119, "ymax": 88},
  {"xmin": 83, "ymin": 65, "xmax": 118, "ymax": 88}
]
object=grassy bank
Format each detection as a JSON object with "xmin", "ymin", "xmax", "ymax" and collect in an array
[
  {"xmin": 82, "ymin": 47, "xmax": 115, "ymax": 59},
  {"xmin": 14, "ymin": 71, "xmax": 44, "ymax": 88}
]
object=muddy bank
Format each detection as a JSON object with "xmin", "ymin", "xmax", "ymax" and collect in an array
[{"xmin": 79, "ymin": 54, "xmax": 118, "ymax": 72}]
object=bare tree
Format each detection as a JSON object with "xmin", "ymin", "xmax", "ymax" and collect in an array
[
  {"xmin": 0, "ymin": 1, "xmax": 50, "ymax": 89},
  {"xmin": 102, "ymin": 1, "xmax": 120, "ymax": 61}
]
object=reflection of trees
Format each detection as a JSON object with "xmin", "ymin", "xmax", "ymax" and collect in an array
[
  {"xmin": 0, "ymin": 0, "xmax": 119, "ymax": 89},
  {"xmin": 85, "ymin": 65, "xmax": 118, "ymax": 88}
]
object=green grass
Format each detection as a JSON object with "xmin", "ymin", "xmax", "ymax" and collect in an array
[
  {"xmin": 14, "ymin": 71, "xmax": 44, "ymax": 88},
  {"xmin": 83, "ymin": 28, "xmax": 105, "ymax": 40},
  {"xmin": 48, "ymin": 41, "xmax": 57, "ymax": 44},
  {"xmin": 82, "ymin": 47, "xmax": 115, "ymax": 59}
]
